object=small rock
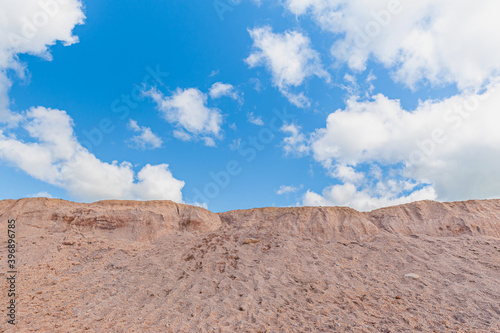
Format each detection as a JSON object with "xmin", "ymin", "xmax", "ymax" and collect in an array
[
  {"xmin": 62, "ymin": 241, "xmax": 75, "ymax": 246},
  {"xmin": 395, "ymin": 295, "xmax": 402, "ymax": 299},
  {"xmin": 404, "ymin": 273, "xmax": 420, "ymax": 280},
  {"xmin": 243, "ymin": 238, "xmax": 260, "ymax": 245}
]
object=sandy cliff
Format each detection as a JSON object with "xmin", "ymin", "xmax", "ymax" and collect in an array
[{"xmin": 2, "ymin": 198, "xmax": 499, "ymax": 242}]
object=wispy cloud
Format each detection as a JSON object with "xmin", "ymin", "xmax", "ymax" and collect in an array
[
  {"xmin": 209, "ymin": 82, "xmax": 241, "ymax": 102},
  {"xmin": 247, "ymin": 112, "xmax": 264, "ymax": 126},
  {"xmin": 276, "ymin": 184, "xmax": 302, "ymax": 195},
  {"xmin": 127, "ymin": 120, "xmax": 163, "ymax": 150}
]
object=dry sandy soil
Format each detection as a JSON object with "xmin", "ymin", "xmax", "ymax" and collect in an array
[{"xmin": 0, "ymin": 198, "xmax": 499, "ymax": 332}]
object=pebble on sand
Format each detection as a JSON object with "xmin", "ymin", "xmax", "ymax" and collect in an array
[
  {"xmin": 404, "ymin": 273, "xmax": 420, "ymax": 280},
  {"xmin": 243, "ymin": 238, "xmax": 260, "ymax": 245}
]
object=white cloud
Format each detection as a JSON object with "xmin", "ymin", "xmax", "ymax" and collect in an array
[
  {"xmin": 339, "ymin": 72, "xmax": 376, "ymax": 98},
  {"xmin": 281, "ymin": 90, "xmax": 311, "ymax": 109},
  {"xmin": 275, "ymin": 0, "xmax": 500, "ymax": 208},
  {"xmin": 283, "ymin": 0, "xmax": 500, "ymax": 90},
  {"xmin": 306, "ymin": 81, "xmax": 500, "ymax": 208},
  {"xmin": 192, "ymin": 201, "xmax": 209, "ymax": 210},
  {"xmin": 303, "ymin": 182, "xmax": 437, "ymax": 212},
  {"xmin": 245, "ymin": 26, "xmax": 330, "ymax": 107},
  {"xmin": 0, "ymin": 0, "xmax": 85, "ymax": 123},
  {"xmin": 331, "ymin": 164, "xmax": 364, "ymax": 184},
  {"xmin": 209, "ymin": 82, "xmax": 240, "ymax": 101},
  {"xmin": 229, "ymin": 138, "xmax": 241, "ymax": 151},
  {"xmin": 28, "ymin": 191, "xmax": 53, "ymax": 198},
  {"xmin": 0, "ymin": 72, "xmax": 19, "ymax": 125},
  {"xmin": 172, "ymin": 129, "xmax": 191, "ymax": 141},
  {"xmin": 247, "ymin": 112, "xmax": 264, "ymax": 126},
  {"xmin": 0, "ymin": 1, "xmax": 185, "ymax": 203},
  {"xmin": 276, "ymin": 184, "xmax": 302, "ymax": 195},
  {"xmin": 0, "ymin": 0, "xmax": 84, "ymax": 67},
  {"xmin": 132, "ymin": 164, "xmax": 184, "ymax": 202},
  {"xmin": 281, "ymin": 123, "xmax": 309, "ymax": 157},
  {"xmin": 202, "ymin": 136, "xmax": 216, "ymax": 147},
  {"xmin": 145, "ymin": 87, "xmax": 223, "ymax": 146},
  {"xmin": 127, "ymin": 120, "xmax": 163, "ymax": 150},
  {"xmin": 249, "ymin": 78, "xmax": 262, "ymax": 92},
  {"xmin": 0, "ymin": 107, "xmax": 184, "ymax": 202}
]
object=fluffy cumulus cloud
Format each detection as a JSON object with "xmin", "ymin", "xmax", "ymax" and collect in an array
[
  {"xmin": 0, "ymin": 1, "xmax": 185, "ymax": 203},
  {"xmin": 245, "ymin": 26, "xmax": 330, "ymax": 107},
  {"xmin": 0, "ymin": 0, "xmax": 85, "ymax": 67},
  {"xmin": 127, "ymin": 120, "xmax": 163, "ymax": 150},
  {"xmin": 283, "ymin": 0, "xmax": 500, "ymax": 90},
  {"xmin": 0, "ymin": 107, "xmax": 184, "ymax": 202},
  {"xmin": 0, "ymin": 0, "xmax": 85, "ymax": 122},
  {"xmin": 270, "ymin": 0, "xmax": 500, "ymax": 210},
  {"xmin": 145, "ymin": 87, "xmax": 223, "ymax": 146},
  {"xmin": 301, "ymin": 81, "xmax": 500, "ymax": 210}
]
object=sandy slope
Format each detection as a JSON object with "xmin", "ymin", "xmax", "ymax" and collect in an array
[{"xmin": 0, "ymin": 198, "xmax": 499, "ymax": 332}]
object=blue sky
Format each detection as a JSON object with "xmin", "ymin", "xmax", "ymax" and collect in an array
[{"xmin": 1, "ymin": 0, "xmax": 500, "ymax": 212}]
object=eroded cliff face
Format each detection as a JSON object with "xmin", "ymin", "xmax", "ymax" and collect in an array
[
  {"xmin": 1, "ymin": 198, "xmax": 498, "ymax": 242},
  {"xmin": 368, "ymin": 200, "xmax": 500, "ymax": 238},
  {"xmin": 0, "ymin": 198, "xmax": 222, "ymax": 242}
]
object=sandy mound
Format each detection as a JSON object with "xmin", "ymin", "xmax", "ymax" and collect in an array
[
  {"xmin": 0, "ymin": 198, "xmax": 221, "ymax": 243},
  {"xmin": 369, "ymin": 200, "xmax": 500, "ymax": 238},
  {"xmin": 0, "ymin": 198, "xmax": 499, "ymax": 332}
]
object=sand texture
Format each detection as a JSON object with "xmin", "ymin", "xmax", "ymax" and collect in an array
[{"xmin": 0, "ymin": 198, "xmax": 499, "ymax": 332}]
